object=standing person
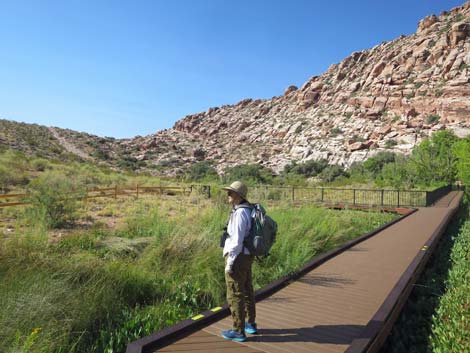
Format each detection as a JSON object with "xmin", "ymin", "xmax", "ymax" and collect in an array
[{"xmin": 221, "ymin": 181, "xmax": 258, "ymax": 342}]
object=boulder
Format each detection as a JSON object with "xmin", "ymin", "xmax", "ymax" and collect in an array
[
  {"xmin": 284, "ymin": 85, "xmax": 298, "ymax": 95},
  {"xmin": 349, "ymin": 142, "xmax": 368, "ymax": 151},
  {"xmin": 450, "ymin": 22, "xmax": 470, "ymax": 47}
]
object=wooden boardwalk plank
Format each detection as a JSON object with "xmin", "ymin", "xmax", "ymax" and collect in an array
[{"xmin": 148, "ymin": 191, "xmax": 462, "ymax": 353}]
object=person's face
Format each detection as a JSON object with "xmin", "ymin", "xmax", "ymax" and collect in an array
[{"xmin": 227, "ymin": 190, "xmax": 241, "ymax": 205}]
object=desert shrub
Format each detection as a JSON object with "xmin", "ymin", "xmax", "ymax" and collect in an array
[
  {"xmin": 425, "ymin": 114, "xmax": 440, "ymax": 125},
  {"xmin": 184, "ymin": 161, "xmax": 219, "ymax": 182},
  {"xmin": 320, "ymin": 165, "xmax": 348, "ymax": 182},
  {"xmin": 377, "ymin": 155, "xmax": 413, "ymax": 188},
  {"xmin": 192, "ymin": 148, "xmax": 206, "ymax": 160},
  {"xmin": 92, "ymin": 149, "xmax": 110, "ymax": 160},
  {"xmin": 409, "ymin": 130, "xmax": 458, "ymax": 186},
  {"xmin": 330, "ymin": 127, "xmax": 343, "ymax": 136},
  {"xmin": 363, "ymin": 151, "xmax": 396, "ymax": 177},
  {"xmin": 223, "ymin": 164, "xmax": 273, "ymax": 185},
  {"xmin": 0, "ymin": 150, "xmax": 30, "ymax": 190},
  {"xmin": 385, "ymin": 139, "xmax": 398, "ymax": 148},
  {"xmin": 31, "ymin": 158, "xmax": 51, "ymax": 172},
  {"xmin": 27, "ymin": 171, "xmax": 85, "ymax": 228},
  {"xmin": 117, "ymin": 156, "xmax": 146, "ymax": 171},
  {"xmin": 283, "ymin": 159, "xmax": 328, "ymax": 178},
  {"xmin": 0, "ymin": 165, "xmax": 16, "ymax": 194}
]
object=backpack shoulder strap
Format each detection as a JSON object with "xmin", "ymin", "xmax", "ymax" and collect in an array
[{"xmin": 236, "ymin": 203, "xmax": 254, "ymax": 210}]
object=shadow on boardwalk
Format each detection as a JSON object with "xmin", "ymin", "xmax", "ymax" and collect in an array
[
  {"xmin": 298, "ymin": 274, "xmax": 356, "ymax": 288},
  {"xmin": 250, "ymin": 324, "xmax": 366, "ymax": 344}
]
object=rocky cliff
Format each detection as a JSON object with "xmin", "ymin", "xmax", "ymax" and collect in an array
[{"xmin": 131, "ymin": 2, "xmax": 470, "ymax": 175}]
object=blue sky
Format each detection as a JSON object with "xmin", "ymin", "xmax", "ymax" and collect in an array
[{"xmin": 0, "ymin": 0, "xmax": 465, "ymax": 138}]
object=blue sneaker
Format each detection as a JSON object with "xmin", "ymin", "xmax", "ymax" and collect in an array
[
  {"xmin": 245, "ymin": 322, "xmax": 258, "ymax": 334},
  {"xmin": 221, "ymin": 330, "xmax": 247, "ymax": 342}
]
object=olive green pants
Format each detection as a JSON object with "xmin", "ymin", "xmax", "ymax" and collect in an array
[{"xmin": 225, "ymin": 254, "xmax": 256, "ymax": 333}]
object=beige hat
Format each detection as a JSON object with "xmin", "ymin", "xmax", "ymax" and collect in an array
[{"xmin": 222, "ymin": 181, "xmax": 248, "ymax": 200}]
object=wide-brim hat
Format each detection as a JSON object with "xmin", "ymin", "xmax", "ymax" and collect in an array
[{"xmin": 222, "ymin": 181, "xmax": 248, "ymax": 200}]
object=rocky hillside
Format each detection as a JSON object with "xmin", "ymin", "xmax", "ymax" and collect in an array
[
  {"xmin": 132, "ymin": 2, "xmax": 470, "ymax": 175},
  {"xmin": 1, "ymin": 3, "xmax": 470, "ymax": 177}
]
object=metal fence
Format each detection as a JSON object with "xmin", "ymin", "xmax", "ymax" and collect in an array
[
  {"xmin": 248, "ymin": 185, "xmax": 452, "ymax": 207},
  {"xmin": 0, "ymin": 184, "xmax": 451, "ymax": 208}
]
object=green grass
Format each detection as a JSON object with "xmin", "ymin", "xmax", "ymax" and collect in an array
[
  {"xmin": 430, "ymin": 218, "xmax": 470, "ymax": 352},
  {"xmin": 0, "ymin": 199, "xmax": 396, "ymax": 353}
]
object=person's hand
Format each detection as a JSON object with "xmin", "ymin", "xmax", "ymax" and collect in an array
[{"xmin": 225, "ymin": 264, "xmax": 233, "ymax": 275}]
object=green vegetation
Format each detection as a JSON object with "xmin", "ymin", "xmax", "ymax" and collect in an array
[
  {"xmin": 223, "ymin": 163, "xmax": 274, "ymax": 185},
  {"xmin": 0, "ymin": 196, "xmax": 396, "ymax": 353},
  {"xmin": 27, "ymin": 171, "xmax": 85, "ymax": 228},
  {"xmin": 184, "ymin": 161, "xmax": 219, "ymax": 182},
  {"xmin": 1, "ymin": 126, "xmax": 470, "ymax": 353},
  {"xmin": 385, "ymin": 139, "xmax": 398, "ymax": 149},
  {"xmin": 430, "ymin": 213, "xmax": 470, "ymax": 352},
  {"xmin": 425, "ymin": 114, "xmax": 440, "ymax": 125},
  {"xmin": 330, "ymin": 127, "xmax": 343, "ymax": 136},
  {"xmin": 382, "ymin": 196, "xmax": 470, "ymax": 353},
  {"xmin": 283, "ymin": 159, "xmax": 328, "ymax": 178}
]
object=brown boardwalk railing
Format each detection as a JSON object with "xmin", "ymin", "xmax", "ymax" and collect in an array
[
  {"xmin": 126, "ymin": 190, "xmax": 463, "ymax": 353},
  {"xmin": 0, "ymin": 185, "xmax": 210, "ymax": 208}
]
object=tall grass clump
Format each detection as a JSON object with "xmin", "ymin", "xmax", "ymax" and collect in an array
[
  {"xmin": 253, "ymin": 207, "xmax": 395, "ymax": 285},
  {"xmin": 1, "ymin": 197, "xmax": 396, "ymax": 353},
  {"xmin": 26, "ymin": 170, "xmax": 85, "ymax": 228},
  {"xmin": 0, "ymin": 232, "xmax": 165, "ymax": 353},
  {"xmin": 430, "ymin": 219, "xmax": 470, "ymax": 352}
]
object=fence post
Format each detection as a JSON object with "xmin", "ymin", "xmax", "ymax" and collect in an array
[
  {"xmin": 292, "ymin": 186, "xmax": 295, "ymax": 202},
  {"xmin": 353, "ymin": 189, "xmax": 356, "ymax": 205},
  {"xmin": 207, "ymin": 185, "xmax": 211, "ymax": 199},
  {"xmin": 136, "ymin": 185, "xmax": 139, "ymax": 199},
  {"xmin": 321, "ymin": 188, "xmax": 324, "ymax": 202},
  {"xmin": 114, "ymin": 185, "xmax": 117, "ymax": 199},
  {"xmin": 397, "ymin": 190, "xmax": 400, "ymax": 207},
  {"xmin": 381, "ymin": 189, "xmax": 384, "ymax": 206}
]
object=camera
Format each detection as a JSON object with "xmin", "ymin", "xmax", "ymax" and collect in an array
[{"xmin": 219, "ymin": 226, "xmax": 229, "ymax": 247}]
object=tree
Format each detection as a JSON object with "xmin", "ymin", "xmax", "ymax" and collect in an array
[
  {"xmin": 223, "ymin": 164, "xmax": 273, "ymax": 185},
  {"xmin": 320, "ymin": 165, "xmax": 348, "ymax": 182},
  {"xmin": 452, "ymin": 137, "xmax": 470, "ymax": 185},
  {"xmin": 378, "ymin": 155, "xmax": 412, "ymax": 188},
  {"xmin": 409, "ymin": 130, "xmax": 458, "ymax": 185},
  {"xmin": 363, "ymin": 151, "xmax": 396, "ymax": 177}
]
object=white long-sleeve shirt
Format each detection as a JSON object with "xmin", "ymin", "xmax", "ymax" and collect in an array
[{"xmin": 223, "ymin": 205, "xmax": 252, "ymax": 270}]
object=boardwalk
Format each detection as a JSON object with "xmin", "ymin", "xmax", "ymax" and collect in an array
[{"xmin": 129, "ymin": 191, "xmax": 463, "ymax": 353}]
